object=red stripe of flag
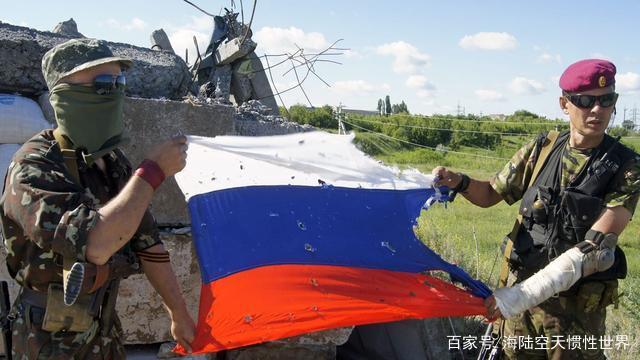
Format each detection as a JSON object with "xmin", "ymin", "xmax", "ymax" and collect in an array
[{"xmin": 177, "ymin": 264, "xmax": 486, "ymax": 354}]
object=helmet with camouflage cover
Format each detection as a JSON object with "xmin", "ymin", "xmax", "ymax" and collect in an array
[{"xmin": 41, "ymin": 38, "xmax": 132, "ymax": 90}]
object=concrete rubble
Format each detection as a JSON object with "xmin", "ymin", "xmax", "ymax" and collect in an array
[
  {"xmin": 0, "ymin": 16, "xmax": 353, "ymax": 360},
  {"xmin": 52, "ymin": 18, "xmax": 84, "ymax": 38},
  {"xmin": 150, "ymin": 29, "xmax": 175, "ymax": 53},
  {"xmin": 190, "ymin": 9, "xmax": 279, "ymax": 116},
  {"xmin": 0, "ymin": 22, "xmax": 191, "ymax": 99}
]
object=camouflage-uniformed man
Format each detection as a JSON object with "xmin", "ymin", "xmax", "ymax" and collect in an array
[
  {"xmin": 433, "ymin": 59, "xmax": 640, "ymax": 359},
  {"xmin": 0, "ymin": 39, "xmax": 195, "ymax": 359}
]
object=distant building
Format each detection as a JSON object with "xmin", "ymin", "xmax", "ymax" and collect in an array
[
  {"xmin": 302, "ymin": 106, "xmax": 380, "ymax": 116},
  {"xmin": 342, "ymin": 108, "xmax": 380, "ymax": 116},
  {"xmin": 488, "ymin": 114, "xmax": 507, "ymax": 121}
]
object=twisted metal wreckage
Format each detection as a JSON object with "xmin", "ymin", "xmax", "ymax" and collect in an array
[{"xmin": 179, "ymin": 0, "xmax": 348, "ymax": 116}]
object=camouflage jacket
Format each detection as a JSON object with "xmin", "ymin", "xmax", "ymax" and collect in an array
[
  {"xmin": 491, "ymin": 133, "xmax": 640, "ymax": 215},
  {"xmin": 0, "ymin": 129, "xmax": 161, "ymax": 292}
]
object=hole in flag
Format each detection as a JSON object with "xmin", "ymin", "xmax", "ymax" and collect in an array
[
  {"xmin": 297, "ymin": 221, "xmax": 307, "ymax": 230},
  {"xmin": 381, "ymin": 241, "xmax": 397, "ymax": 253}
]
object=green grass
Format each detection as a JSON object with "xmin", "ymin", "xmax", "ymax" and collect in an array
[{"xmin": 368, "ymin": 136, "xmax": 640, "ymax": 359}]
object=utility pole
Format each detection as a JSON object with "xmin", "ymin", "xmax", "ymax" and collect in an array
[
  {"xmin": 336, "ymin": 103, "xmax": 347, "ymax": 135},
  {"xmin": 456, "ymin": 102, "xmax": 465, "ymax": 117}
]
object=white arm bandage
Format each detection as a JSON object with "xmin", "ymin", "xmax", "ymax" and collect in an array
[{"xmin": 493, "ymin": 248, "xmax": 583, "ymax": 319}]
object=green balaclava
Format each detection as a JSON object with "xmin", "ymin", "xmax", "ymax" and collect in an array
[{"xmin": 49, "ymin": 83, "xmax": 128, "ymax": 164}]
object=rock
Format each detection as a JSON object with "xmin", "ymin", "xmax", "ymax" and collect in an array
[
  {"xmin": 0, "ymin": 22, "xmax": 191, "ymax": 99},
  {"xmin": 52, "ymin": 18, "xmax": 84, "ymax": 38}
]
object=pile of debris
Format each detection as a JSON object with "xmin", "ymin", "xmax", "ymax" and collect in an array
[{"xmin": 0, "ymin": 14, "xmax": 298, "ymax": 126}]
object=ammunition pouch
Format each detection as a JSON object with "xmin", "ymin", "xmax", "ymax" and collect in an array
[
  {"xmin": 42, "ymin": 283, "xmax": 94, "ymax": 333},
  {"xmin": 19, "ymin": 254, "xmax": 140, "ymax": 334},
  {"xmin": 560, "ymin": 189, "xmax": 604, "ymax": 245},
  {"xmin": 574, "ymin": 280, "xmax": 619, "ymax": 313}
]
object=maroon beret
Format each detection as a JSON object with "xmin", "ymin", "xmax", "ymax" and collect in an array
[{"xmin": 559, "ymin": 59, "xmax": 616, "ymax": 93}]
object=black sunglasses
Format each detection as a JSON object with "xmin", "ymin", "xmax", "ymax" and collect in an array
[
  {"xmin": 92, "ymin": 74, "xmax": 126, "ymax": 95},
  {"xmin": 565, "ymin": 92, "xmax": 618, "ymax": 109}
]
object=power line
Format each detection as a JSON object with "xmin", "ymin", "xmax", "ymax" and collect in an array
[
  {"xmin": 387, "ymin": 114, "xmax": 566, "ymax": 126},
  {"xmin": 342, "ymin": 119, "xmax": 510, "ymax": 161},
  {"xmin": 181, "ymin": 0, "xmax": 216, "ymax": 17},
  {"xmin": 348, "ymin": 117, "xmax": 545, "ymax": 136}
]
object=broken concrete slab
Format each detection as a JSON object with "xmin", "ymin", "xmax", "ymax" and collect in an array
[
  {"xmin": 0, "ymin": 22, "xmax": 191, "ymax": 99},
  {"xmin": 230, "ymin": 60, "xmax": 254, "ymax": 103},
  {"xmin": 212, "ymin": 64, "xmax": 232, "ymax": 101},
  {"xmin": 118, "ymin": 232, "xmax": 201, "ymax": 344},
  {"xmin": 246, "ymin": 52, "xmax": 279, "ymax": 116},
  {"xmin": 225, "ymin": 342, "xmax": 336, "ymax": 360},
  {"xmin": 215, "ymin": 38, "xmax": 257, "ymax": 66},
  {"xmin": 121, "ymin": 97, "xmax": 235, "ymax": 225},
  {"xmin": 233, "ymin": 118, "xmax": 314, "ymax": 136},
  {"xmin": 150, "ymin": 29, "xmax": 175, "ymax": 53}
]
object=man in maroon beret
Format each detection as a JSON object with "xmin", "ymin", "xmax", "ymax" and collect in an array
[{"xmin": 432, "ymin": 59, "xmax": 640, "ymax": 359}]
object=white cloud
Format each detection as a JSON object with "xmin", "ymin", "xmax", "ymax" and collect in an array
[
  {"xmin": 167, "ymin": 16, "xmax": 213, "ymax": 62},
  {"xmin": 406, "ymin": 75, "xmax": 426, "ymax": 89},
  {"xmin": 104, "ymin": 17, "xmax": 147, "ymax": 31},
  {"xmin": 475, "ymin": 89, "xmax": 506, "ymax": 102},
  {"xmin": 405, "ymin": 75, "xmax": 436, "ymax": 98},
  {"xmin": 254, "ymin": 26, "xmax": 330, "ymax": 54},
  {"xmin": 617, "ymin": 72, "xmax": 640, "ymax": 92},
  {"xmin": 416, "ymin": 89, "xmax": 436, "ymax": 98},
  {"xmin": 509, "ymin": 77, "xmax": 546, "ymax": 95},
  {"xmin": 343, "ymin": 49, "xmax": 363, "ymax": 59},
  {"xmin": 332, "ymin": 80, "xmax": 390, "ymax": 95},
  {"xmin": 459, "ymin": 32, "xmax": 517, "ymax": 51},
  {"xmin": 376, "ymin": 41, "xmax": 431, "ymax": 74},
  {"xmin": 537, "ymin": 52, "xmax": 562, "ymax": 64}
]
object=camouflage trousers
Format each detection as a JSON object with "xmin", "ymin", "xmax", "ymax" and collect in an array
[
  {"xmin": 10, "ymin": 303, "xmax": 126, "ymax": 360},
  {"xmin": 501, "ymin": 280, "xmax": 618, "ymax": 360}
]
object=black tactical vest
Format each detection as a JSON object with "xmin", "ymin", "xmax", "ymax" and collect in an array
[{"xmin": 510, "ymin": 131, "xmax": 637, "ymax": 284}]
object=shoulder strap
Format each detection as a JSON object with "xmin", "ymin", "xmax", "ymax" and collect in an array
[
  {"xmin": 497, "ymin": 130, "xmax": 559, "ymax": 287},
  {"xmin": 52, "ymin": 128, "xmax": 81, "ymax": 185},
  {"xmin": 53, "ymin": 129, "xmax": 87, "ymax": 301}
]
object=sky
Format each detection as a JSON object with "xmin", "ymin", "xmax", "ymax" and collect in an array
[{"xmin": 3, "ymin": 0, "xmax": 640, "ymax": 122}]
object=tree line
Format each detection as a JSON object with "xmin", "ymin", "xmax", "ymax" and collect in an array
[
  {"xmin": 377, "ymin": 95, "xmax": 409, "ymax": 116},
  {"xmin": 280, "ymin": 105, "xmax": 639, "ymax": 155}
]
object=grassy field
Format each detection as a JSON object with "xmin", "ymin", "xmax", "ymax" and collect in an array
[{"xmin": 369, "ymin": 134, "xmax": 640, "ymax": 359}]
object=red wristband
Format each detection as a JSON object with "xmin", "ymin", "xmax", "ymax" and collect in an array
[{"xmin": 134, "ymin": 159, "xmax": 165, "ymax": 190}]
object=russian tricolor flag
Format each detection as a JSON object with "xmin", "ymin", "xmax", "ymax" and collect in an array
[{"xmin": 174, "ymin": 132, "xmax": 490, "ymax": 355}]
